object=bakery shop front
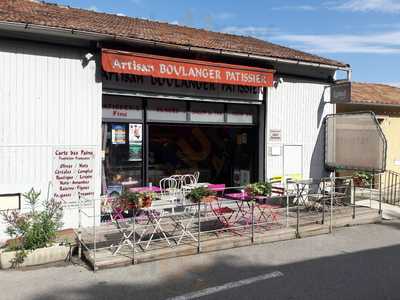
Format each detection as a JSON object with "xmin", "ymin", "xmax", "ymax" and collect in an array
[{"xmin": 100, "ymin": 49, "xmax": 274, "ymax": 194}]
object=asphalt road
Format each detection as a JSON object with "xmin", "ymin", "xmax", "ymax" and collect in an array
[{"xmin": 2, "ymin": 220, "xmax": 400, "ymax": 300}]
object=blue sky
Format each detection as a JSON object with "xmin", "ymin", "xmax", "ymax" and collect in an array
[{"xmin": 57, "ymin": 0, "xmax": 400, "ymax": 86}]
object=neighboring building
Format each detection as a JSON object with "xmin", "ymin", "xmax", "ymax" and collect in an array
[
  {"xmin": 336, "ymin": 83, "xmax": 400, "ymax": 174},
  {"xmin": 0, "ymin": 0, "xmax": 350, "ymax": 241}
]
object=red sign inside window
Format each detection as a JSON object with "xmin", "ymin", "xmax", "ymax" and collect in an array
[{"xmin": 102, "ymin": 49, "xmax": 274, "ymax": 87}]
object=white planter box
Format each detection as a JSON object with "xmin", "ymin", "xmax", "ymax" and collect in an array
[{"xmin": 0, "ymin": 244, "xmax": 70, "ymax": 269}]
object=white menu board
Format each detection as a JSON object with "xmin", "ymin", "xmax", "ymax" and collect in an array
[{"xmin": 52, "ymin": 148, "xmax": 96, "ymax": 208}]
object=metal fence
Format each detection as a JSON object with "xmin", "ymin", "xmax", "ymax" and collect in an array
[{"xmin": 75, "ymin": 176, "xmax": 382, "ymax": 271}]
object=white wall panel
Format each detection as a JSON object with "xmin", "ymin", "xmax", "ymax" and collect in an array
[
  {"xmin": 266, "ymin": 77, "xmax": 333, "ymax": 180},
  {"xmin": 0, "ymin": 39, "xmax": 102, "ymax": 241}
]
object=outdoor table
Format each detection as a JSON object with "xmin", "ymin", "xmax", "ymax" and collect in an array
[
  {"xmin": 224, "ymin": 192, "xmax": 279, "ymax": 226},
  {"xmin": 129, "ymin": 186, "xmax": 161, "ymax": 193},
  {"xmin": 121, "ymin": 180, "xmax": 139, "ymax": 189},
  {"xmin": 223, "ymin": 192, "xmax": 259, "ymax": 224},
  {"xmin": 137, "ymin": 205, "xmax": 172, "ymax": 250}
]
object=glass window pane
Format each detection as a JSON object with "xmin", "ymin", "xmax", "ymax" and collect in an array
[{"xmin": 102, "ymin": 122, "xmax": 143, "ymax": 195}]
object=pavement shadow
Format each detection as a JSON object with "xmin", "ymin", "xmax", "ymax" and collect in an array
[{"xmin": 29, "ymin": 242, "xmax": 400, "ymax": 300}]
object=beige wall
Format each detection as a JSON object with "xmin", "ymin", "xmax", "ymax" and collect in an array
[
  {"xmin": 337, "ymin": 104, "xmax": 400, "ymax": 173},
  {"xmin": 380, "ymin": 118, "xmax": 400, "ymax": 173}
]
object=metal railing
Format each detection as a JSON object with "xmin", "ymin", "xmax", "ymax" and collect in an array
[
  {"xmin": 381, "ymin": 170, "xmax": 400, "ymax": 205},
  {"xmin": 75, "ymin": 176, "xmax": 381, "ymax": 271}
]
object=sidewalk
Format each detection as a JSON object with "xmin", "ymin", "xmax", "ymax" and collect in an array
[
  {"xmin": 357, "ymin": 199, "xmax": 400, "ymax": 220},
  {"xmin": 1, "ymin": 220, "xmax": 400, "ymax": 300}
]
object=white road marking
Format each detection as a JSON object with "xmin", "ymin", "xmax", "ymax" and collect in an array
[{"xmin": 166, "ymin": 270, "xmax": 284, "ymax": 300}]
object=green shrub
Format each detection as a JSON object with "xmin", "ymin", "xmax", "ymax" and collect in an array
[{"xmin": 1, "ymin": 188, "xmax": 63, "ymax": 267}]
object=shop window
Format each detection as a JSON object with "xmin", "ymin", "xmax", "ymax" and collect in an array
[
  {"xmin": 102, "ymin": 95, "xmax": 143, "ymax": 121},
  {"xmin": 147, "ymin": 99, "xmax": 187, "ymax": 122},
  {"xmin": 227, "ymin": 104, "xmax": 257, "ymax": 124},
  {"xmin": 190, "ymin": 102, "xmax": 225, "ymax": 123},
  {"xmin": 102, "ymin": 123, "xmax": 143, "ymax": 195},
  {"xmin": 148, "ymin": 125, "xmax": 257, "ymax": 186}
]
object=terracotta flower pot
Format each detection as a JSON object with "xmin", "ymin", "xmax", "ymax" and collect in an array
[
  {"xmin": 201, "ymin": 195, "xmax": 217, "ymax": 203},
  {"xmin": 353, "ymin": 177, "xmax": 364, "ymax": 187},
  {"xmin": 143, "ymin": 196, "xmax": 152, "ymax": 207}
]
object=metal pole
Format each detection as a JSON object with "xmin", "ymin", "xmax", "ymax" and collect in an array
[
  {"xmin": 93, "ymin": 197, "xmax": 97, "ymax": 272},
  {"xmin": 78, "ymin": 195, "xmax": 82, "ymax": 259},
  {"xmin": 370, "ymin": 173, "xmax": 373, "ymax": 208},
  {"xmin": 286, "ymin": 179, "xmax": 289, "ymax": 227},
  {"xmin": 384, "ymin": 171, "xmax": 388, "ymax": 204},
  {"xmin": 379, "ymin": 173, "xmax": 382, "ymax": 215},
  {"xmin": 251, "ymin": 201, "xmax": 255, "ymax": 244},
  {"xmin": 322, "ymin": 179, "xmax": 325, "ymax": 225},
  {"xmin": 390, "ymin": 172, "xmax": 394, "ymax": 204},
  {"xmin": 197, "ymin": 200, "xmax": 201, "ymax": 253},
  {"xmin": 296, "ymin": 183, "xmax": 300, "ymax": 238},
  {"xmin": 394, "ymin": 173, "xmax": 398, "ymax": 205},
  {"xmin": 352, "ymin": 178, "xmax": 356, "ymax": 219},
  {"xmin": 132, "ymin": 210, "xmax": 136, "ymax": 265},
  {"xmin": 330, "ymin": 175, "xmax": 334, "ymax": 233}
]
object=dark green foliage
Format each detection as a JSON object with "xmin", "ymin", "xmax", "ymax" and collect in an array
[
  {"xmin": 186, "ymin": 187, "xmax": 215, "ymax": 203},
  {"xmin": 245, "ymin": 182, "xmax": 272, "ymax": 196}
]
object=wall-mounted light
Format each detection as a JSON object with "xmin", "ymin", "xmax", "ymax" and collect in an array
[{"xmin": 82, "ymin": 52, "xmax": 95, "ymax": 67}]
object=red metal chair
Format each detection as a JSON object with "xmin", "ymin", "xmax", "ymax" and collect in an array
[
  {"xmin": 257, "ymin": 186, "xmax": 284, "ymax": 228},
  {"xmin": 257, "ymin": 204, "xmax": 281, "ymax": 226},
  {"xmin": 204, "ymin": 195, "xmax": 237, "ymax": 235}
]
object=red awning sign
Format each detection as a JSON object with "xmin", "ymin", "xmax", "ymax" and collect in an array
[{"xmin": 102, "ymin": 49, "xmax": 274, "ymax": 87}]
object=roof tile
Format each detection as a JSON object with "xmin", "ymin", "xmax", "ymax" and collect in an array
[
  {"xmin": 0, "ymin": 0, "xmax": 348, "ymax": 68},
  {"xmin": 351, "ymin": 83, "xmax": 400, "ymax": 106}
]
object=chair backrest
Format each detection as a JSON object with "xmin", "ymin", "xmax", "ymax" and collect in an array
[
  {"xmin": 193, "ymin": 171, "xmax": 200, "ymax": 183},
  {"xmin": 170, "ymin": 175, "xmax": 184, "ymax": 189},
  {"xmin": 159, "ymin": 177, "xmax": 178, "ymax": 196},
  {"xmin": 181, "ymin": 174, "xmax": 196, "ymax": 187},
  {"xmin": 208, "ymin": 184, "xmax": 225, "ymax": 195}
]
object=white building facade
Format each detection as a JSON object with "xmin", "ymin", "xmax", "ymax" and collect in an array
[{"xmin": 0, "ymin": 3, "xmax": 349, "ymax": 242}]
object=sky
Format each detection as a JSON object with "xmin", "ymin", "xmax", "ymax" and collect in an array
[{"xmin": 56, "ymin": 0, "xmax": 400, "ymax": 86}]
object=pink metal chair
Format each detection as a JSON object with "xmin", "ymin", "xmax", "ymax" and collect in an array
[
  {"xmin": 256, "ymin": 186, "xmax": 284, "ymax": 228},
  {"xmin": 208, "ymin": 184, "xmax": 226, "ymax": 194},
  {"xmin": 102, "ymin": 197, "xmax": 125, "ymax": 222},
  {"xmin": 204, "ymin": 189, "xmax": 238, "ymax": 235}
]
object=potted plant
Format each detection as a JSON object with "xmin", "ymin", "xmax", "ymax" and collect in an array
[
  {"xmin": 1, "ymin": 188, "xmax": 68, "ymax": 269},
  {"xmin": 119, "ymin": 190, "xmax": 139, "ymax": 210},
  {"xmin": 186, "ymin": 187, "xmax": 215, "ymax": 203},
  {"xmin": 353, "ymin": 171, "xmax": 372, "ymax": 187},
  {"xmin": 139, "ymin": 192, "xmax": 154, "ymax": 208},
  {"xmin": 245, "ymin": 182, "xmax": 272, "ymax": 197},
  {"xmin": 119, "ymin": 190, "xmax": 155, "ymax": 209}
]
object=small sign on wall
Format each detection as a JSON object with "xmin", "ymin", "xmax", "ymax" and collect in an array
[
  {"xmin": 269, "ymin": 129, "xmax": 282, "ymax": 142},
  {"xmin": 0, "ymin": 194, "xmax": 21, "ymax": 211},
  {"xmin": 330, "ymin": 82, "xmax": 351, "ymax": 103}
]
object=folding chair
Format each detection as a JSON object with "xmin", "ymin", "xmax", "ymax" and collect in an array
[
  {"xmin": 110, "ymin": 217, "xmax": 135, "ymax": 255},
  {"xmin": 257, "ymin": 203, "xmax": 281, "ymax": 228},
  {"xmin": 206, "ymin": 196, "xmax": 237, "ymax": 235}
]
